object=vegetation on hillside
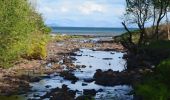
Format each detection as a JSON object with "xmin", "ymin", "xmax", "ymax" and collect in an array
[
  {"xmin": 118, "ymin": 0, "xmax": 170, "ymax": 99},
  {"xmin": 0, "ymin": 0, "xmax": 51, "ymax": 68}
]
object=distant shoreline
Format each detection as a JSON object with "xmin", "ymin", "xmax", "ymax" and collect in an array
[{"xmin": 50, "ymin": 27, "xmax": 138, "ymax": 37}]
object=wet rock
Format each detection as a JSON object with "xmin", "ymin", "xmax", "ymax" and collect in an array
[
  {"xmin": 76, "ymin": 54, "xmax": 82, "ymax": 56},
  {"xmin": 82, "ymin": 65, "xmax": 86, "ymax": 68},
  {"xmin": 41, "ymin": 85, "xmax": 76, "ymax": 100},
  {"xmin": 97, "ymin": 89, "xmax": 103, "ymax": 92},
  {"xmin": 45, "ymin": 85, "xmax": 51, "ymax": 88},
  {"xmin": 93, "ymin": 69, "xmax": 132, "ymax": 86},
  {"xmin": 89, "ymin": 55, "xmax": 94, "ymax": 57},
  {"xmin": 70, "ymin": 57, "xmax": 77, "ymax": 61},
  {"xmin": 50, "ymin": 92, "xmax": 74, "ymax": 100},
  {"xmin": 83, "ymin": 89, "xmax": 96, "ymax": 96},
  {"xmin": 102, "ymin": 58, "xmax": 113, "ymax": 60},
  {"xmin": 103, "ymin": 48, "xmax": 116, "ymax": 51},
  {"xmin": 82, "ymin": 83, "xmax": 88, "ymax": 86},
  {"xmin": 69, "ymin": 52, "xmax": 77, "ymax": 56},
  {"xmin": 19, "ymin": 75, "xmax": 41, "ymax": 82},
  {"xmin": 60, "ymin": 71, "xmax": 78, "ymax": 82},
  {"xmin": 76, "ymin": 95, "xmax": 93, "ymax": 100},
  {"xmin": 40, "ymin": 75, "xmax": 51, "ymax": 79},
  {"xmin": 84, "ymin": 78, "xmax": 94, "ymax": 83},
  {"xmin": 111, "ymin": 52, "xmax": 115, "ymax": 54},
  {"xmin": 89, "ymin": 65, "xmax": 92, "ymax": 68},
  {"xmin": 63, "ymin": 58, "xmax": 72, "ymax": 64},
  {"xmin": 33, "ymin": 94, "xmax": 40, "ymax": 97}
]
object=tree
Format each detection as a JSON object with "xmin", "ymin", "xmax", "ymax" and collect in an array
[
  {"xmin": 122, "ymin": 0, "xmax": 170, "ymax": 49},
  {"xmin": 123, "ymin": 0, "xmax": 152, "ymax": 47},
  {"xmin": 151, "ymin": 0, "xmax": 170, "ymax": 40}
]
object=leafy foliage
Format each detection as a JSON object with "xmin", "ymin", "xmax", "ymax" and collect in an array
[
  {"xmin": 136, "ymin": 59, "xmax": 170, "ymax": 100},
  {"xmin": 0, "ymin": 0, "xmax": 50, "ymax": 68}
]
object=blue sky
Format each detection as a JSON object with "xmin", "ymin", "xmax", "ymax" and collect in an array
[{"xmin": 36, "ymin": 0, "xmax": 126, "ymax": 27}]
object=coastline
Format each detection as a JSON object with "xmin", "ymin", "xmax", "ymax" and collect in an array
[{"xmin": 0, "ymin": 35, "xmax": 125, "ymax": 96}]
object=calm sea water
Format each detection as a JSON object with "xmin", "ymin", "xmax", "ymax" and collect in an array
[{"xmin": 51, "ymin": 27, "xmax": 137, "ymax": 36}]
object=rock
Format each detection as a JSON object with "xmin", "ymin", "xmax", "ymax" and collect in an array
[
  {"xmin": 81, "ymin": 65, "xmax": 86, "ymax": 68},
  {"xmin": 63, "ymin": 58, "xmax": 72, "ymax": 64},
  {"xmin": 97, "ymin": 89, "xmax": 103, "ymax": 92},
  {"xmin": 83, "ymin": 89, "xmax": 96, "ymax": 96},
  {"xmin": 30, "ymin": 77, "xmax": 41, "ymax": 82},
  {"xmin": 82, "ymin": 83, "xmax": 88, "ymax": 86},
  {"xmin": 102, "ymin": 58, "xmax": 113, "ymax": 60},
  {"xmin": 76, "ymin": 95, "xmax": 93, "ymax": 100},
  {"xmin": 69, "ymin": 52, "xmax": 77, "ymax": 56},
  {"xmin": 52, "ymin": 64, "xmax": 60, "ymax": 69},
  {"xmin": 45, "ymin": 85, "xmax": 51, "ymax": 88},
  {"xmin": 50, "ymin": 92, "xmax": 74, "ymax": 100},
  {"xmin": 93, "ymin": 69, "xmax": 132, "ymax": 86},
  {"xmin": 41, "ymin": 85, "xmax": 76, "ymax": 100},
  {"xmin": 33, "ymin": 94, "xmax": 40, "ymax": 97},
  {"xmin": 84, "ymin": 78, "xmax": 94, "ymax": 83},
  {"xmin": 60, "ymin": 71, "xmax": 78, "ymax": 82},
  {"xmin": 19, "ymin": 75, "xmax": 41, "ymax": 82}
]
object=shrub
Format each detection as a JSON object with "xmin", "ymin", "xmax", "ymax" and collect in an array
[
  {"xmin": 156, "ymin": 59, "xmax": 170, "ymax": 85},
  {"xmin": 136, "ymin": 59, "xmax": 170, "ymax": 100},
  {"xmin": 0, "ymin": 0, "xmax": 50, "ymax": 68}
]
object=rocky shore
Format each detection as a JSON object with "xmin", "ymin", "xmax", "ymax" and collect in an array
[{"xmin": 0, "ymin": 36, "xmax": 125, "ymax": 96}]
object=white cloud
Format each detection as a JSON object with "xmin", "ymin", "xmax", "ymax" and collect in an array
[
  {"xmin": 60, "ymin": 7, "xmax": 69, "ymax": 13},
  {"xmin": 78, "ymin": 1, "xmax": 107, "ymax": 15},
  {"xmin": 36, "ymin": 0, "xmax": 126, "ymax": 27}
]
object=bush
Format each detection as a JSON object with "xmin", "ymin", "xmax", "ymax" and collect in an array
[
  {"xmin": 136, "ymin": 82, "xmax": 169, "ymax": 100},
  {"xmin": 136, "ymin": 59, "xmax": 170, "ymax": 100},
  {"xmin": 156, "ymin": 59, "xmax": 170, "ymax": 85},
  {"xmin": 0, "ymin": 0, "xmax": 50, "ymax": 68}
]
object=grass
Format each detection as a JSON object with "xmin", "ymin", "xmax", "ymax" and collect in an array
[
  {"xmin": 136, "ymin": 59, "xmax": 170, "ymax": 100},
  {"xmin": 52, "ymin": 35, "xmax": 84, "ymax": 42},
  {"xmin": 114, "ymin": 30, "xmax": 140, "ymax": 44}
]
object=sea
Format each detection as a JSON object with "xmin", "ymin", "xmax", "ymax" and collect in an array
[{"xmin": 51, "ymin": 27, "xmax": 137, "ymax": 36}]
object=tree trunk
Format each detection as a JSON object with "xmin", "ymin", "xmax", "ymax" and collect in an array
[{"xmin": 166, "ymin": 12, "xmax": 170, "ymax": 40}]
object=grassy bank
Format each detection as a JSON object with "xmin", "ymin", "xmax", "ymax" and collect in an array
[
  {"xmin": 0, "ymin": 0, "xmax": 51, "ymax": 68},
  {"xmin": 115, "ymin": 28, "xmax": 170, "ymax": 99}
]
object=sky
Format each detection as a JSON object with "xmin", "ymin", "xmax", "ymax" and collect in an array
[{"xmin": 35, "ymin": 0, "xmax": 126, "ymax": 27}]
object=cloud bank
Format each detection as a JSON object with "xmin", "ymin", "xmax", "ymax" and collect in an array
[{"xmin": 36, "ymin": 0, "xmax": 126, "ymax": 27}]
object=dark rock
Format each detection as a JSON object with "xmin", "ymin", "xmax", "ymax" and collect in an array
[
  {"xmin": 82, "ymin": 65, "xmax": 86, "ymax": 68},
  {"xmin": 33, "ymin": 94, "xmax": 40, "ymax": 97},
  {"xmin": 111, "ymin": 52, "xmax": 115, "ymax": 54},
  {"xmin": 83, "ymin": 89, "xmax": 96, "ymax": 96},
  {"xmin": 60, "ymin": 71, "xmax": 78, "ymax": 82},
  {"xmin": 97, "ymin": 89, "xmax": 103, "ymax": 92},
  {"xmin": 30, "ymin": 77, "xmax": 41, "ymax": 82},
  {"xmin": 93, "ymin": 69, "xmax": 132, "ymax": 86},
  {"xmin": 69, "ymin": 52, "xmax": 77, "ymax": 56},
  {"xmin": 40, "ymin": 75, "xmax": 51, "ymax": 79},
  {"xmin": 84, "ymin": 78, "xmax": 94, "ymax": 83},
  {"xmin": 76, "ymin": 95, "xmax": 93, "ymax": 100},
  {"xmin": 89, "ymin": 55, "xmax": 94, "ymax": 57},
  {"xmin": 89, "ymin": 65, "xmax": 92, "ymax": 68},
  {"xmin": 102, "ymin": 58, "xmax": 113, "ymax": 60},
  {"xmin": 70, "ymin": 57, "xmax": 77, "ymax": 61},
  {"xmin": 50, "ymin": 92, "xmax": 74, "ymax": 100},
  {"xmin": 41, "ymin": 85, "xmax": 76, "ymax": 100},
  {"xmin": 63, "ymin": 58, "xmax": 72, "ymax": 64},
  {"xmin": 82, "ymin": 83, "xmax": 88, "ymax": 86},
  {"xmin": 62, "ymin": 84, "xmax": 69, "ymax": 91},
  {"xmin": 19, "ymin": 75, "xmax": 41, "ymax": 82},
  {"xmin": 45, "ymin": 85, "xmax": 51, "ymax": 88},
  {"xmin": 77, "ymin": 54, "xmax": 82, "ymax": 56}
]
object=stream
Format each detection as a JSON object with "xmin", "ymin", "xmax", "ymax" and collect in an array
[{"xmin": 1, "ymin": 47, "xmax": 133, "ymax": 100}]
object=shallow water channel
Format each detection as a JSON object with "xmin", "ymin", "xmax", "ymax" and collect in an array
[{"xmin": 1, "ymin": 48, "xmax": 133, "ymax": 100}]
